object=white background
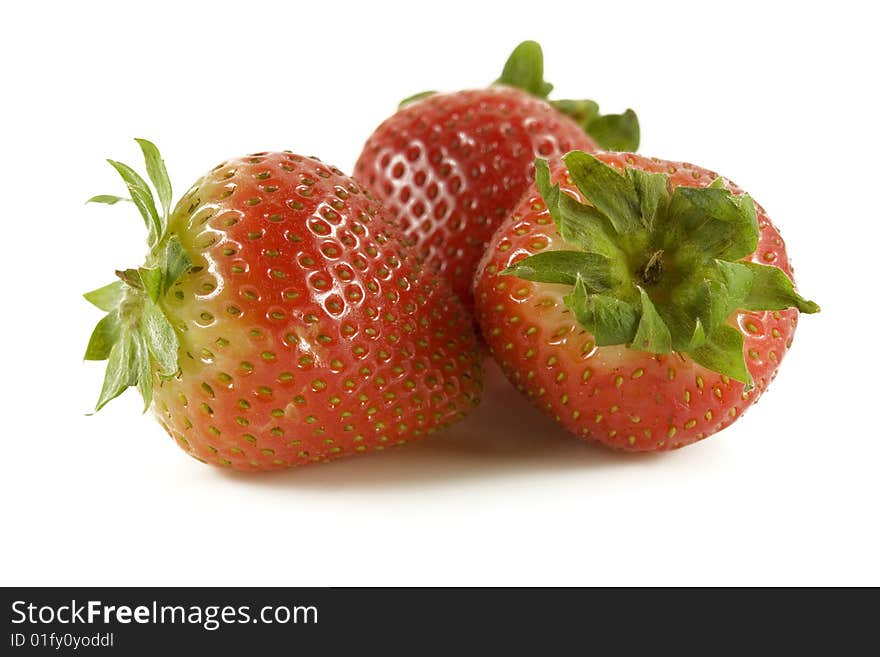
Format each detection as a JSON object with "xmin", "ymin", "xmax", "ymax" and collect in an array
[{"xmin": 1, "ymin": 0, "xmax": 877, "ymax": 586}]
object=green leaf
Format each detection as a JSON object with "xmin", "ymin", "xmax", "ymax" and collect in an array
[
  {"xmin": 84, "ymin": 280, "xmax": 124, "ymax": 311},
  {"xmin": 107, "ymin": 159, "xmax": 161, "ymax": 244},
  {"xmin": 94, "ymin": 331, "xmax": 136, "ymax": 412},
  {"xmin": 116, "ymin": 268, "xmax": 143, "ymax": 290},
  {"xmin": 564, "ymin": 277, "xmax": 639, "ymax": 346},
  {"xmin": 662, "ymin": 260, "xmax": 752, "ymax": 351},
  {"xmin": 534, "ymin": 160, "xmax": 620, "ymax": 259},
  {"xmin": 629, "ymin": 168, "xmax": 670, "ymax": 231},
  {"xmin": 740, "ymin": 262, "xmax": 820, "ymax": 313},
  {"xmin": 495, "ymin": 40, "xmax": 552, "ymax": 98},
  {"xmin": 688, "ymin": 324, "xmax": 753, "ymax": 388},
  {"xmin": 555, "ymin": 194, "xmax": 627, "ymax": 258},
  {"xmin": 664, "ymin": 305, "xmax": 700, "ymax": 353},
  {"xmin": 87, "ymin": 195, "xmax": 131, "ymax": 205},
  {"xmin": 139, "ymin": 266, "xmax": 162, "ymax": 303},
  {"xmin": 503, "ymin": 250, "xmax": 615, "ymax": 292},
  {"xmin": 552, "ymin": 103, "xmax": 639, "ymax": 152},
  {"xmin": 688, "ymin": 318, "xmax": 706, "ymax": 350},
  {"xmin": 399, "ymin": 90, "xmax": 437, "ymax": 108},
  {"xmin": 632, "ymin": 287, "xmax": 672, "ymax": 353},
  {"xmin": 534, "ymin": 157, "xmax": 554, "ymax": 199},
  {"xmin": 84, "ymin": 313, "xmax": 121, "ymax": 361},
  {"xmin": 135, "ymin": 138, "xmax": 172, "ymax": 221},
  {"xmin": 563, "ymin": 151, "xmax": 641, "ymax": 235},
  {"xmin": 162, "ymin": 235, "xmax": 191, "ymax": 293},
  {"xmin": 694, "ymin": 260, "xmax": 754, "ymax": 331},
  {"xmin": 133, "ymin": 330, "xmax": 153, "ymax": 412},
  {"xmin": 585, "ymin": 109, "xmax": 640, "ymax": 152},
  {"xmin": 142, "ymin": 299, "xmax": 179, "ymax": 376},
  {"xmin": 664, "ymin": 186, "xmax": 759, "ymax": 262},
  {"xmin": 551, "ymin": 99, "xmax": 599, "ymax": 127}
]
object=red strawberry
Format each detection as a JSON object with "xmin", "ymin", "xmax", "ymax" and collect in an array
[
  {"xmin": 355, "ymin": 41, "xmax": 638, "ymax": 308},
  {"xmin": 84, "ymin": 140, "xmax": 482, "ymax": 470},
  {"xmin": 474, "ymin": 151, "xmax": 818, "ymax": 451}
]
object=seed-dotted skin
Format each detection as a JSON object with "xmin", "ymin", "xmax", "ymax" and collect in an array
[
  {"xmin": 355, "ymin": 86, "xmax": 597, "ymax": 308},
  {"xmin": 474, "ymin": 153, "xmax": 801, "ymax": 451},
  {"xmin": 154, "ymin": 152, "xmax": 482, "ymax": 470}
]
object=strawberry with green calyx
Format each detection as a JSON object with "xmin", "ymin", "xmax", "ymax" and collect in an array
[
  {"xmin": 475, "ymin": 151, "xmax": 818, "ymax": 451},
  {"xmin": 85, "ymin": 141, "xmax": 483, "ymax": 470},
  {"xmin": 355, "ymin": 41, "xmax": 638, "ymax": 309}
]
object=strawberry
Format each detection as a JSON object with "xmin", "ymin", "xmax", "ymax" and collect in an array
[
  {"xmin": 84, "ymin": 140, "xmax": 482, "ymax": 470},
  {"xmin": 474, "ymin": 151, "xmax": 819, "ymax": 451},
  {"xmin": 355, "ymin": 41, "xmax": 638, "ymax": 308}
]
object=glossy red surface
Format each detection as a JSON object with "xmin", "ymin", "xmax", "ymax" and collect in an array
[
  {"xmin": 154, "ymin": 152, "xmax": 482, "ymax": 470},
  {"xmin": 355, "ymin": 86, "xmax": 597, "ymax": 308}
]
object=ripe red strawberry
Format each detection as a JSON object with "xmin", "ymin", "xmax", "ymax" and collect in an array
[
  {"xmin": 355, "ymin": 41, "xmax": 638, "ymax": 308},
  {"xmin": 84, "ymin": 140, "xmax": 482, "ymax": 470},
  {"xmin": 474, "ymin": 151, "xmax": 819, "ymax": 451}
]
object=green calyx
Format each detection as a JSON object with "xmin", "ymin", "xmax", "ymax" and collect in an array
[
  {"xmin": 84, "ymin": 139, "xmax": 190, "ymax": 412},
  {"xmin": 495, "ymin": 41, "xmax": 640, "ymax": 152},
  {"xmin": 503, "ymin": 154, "xmax": 820, "ymax": 389}
]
